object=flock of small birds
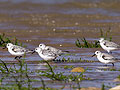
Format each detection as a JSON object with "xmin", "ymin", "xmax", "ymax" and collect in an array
[{"xmin": 5, "ymin": 38, "xmax": 120, "ymax": 66}]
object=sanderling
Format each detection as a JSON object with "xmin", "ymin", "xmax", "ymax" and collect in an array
[
  {"xmin": 35, "ymin": 47, "xmax": 58, "ymax": 61},
  {"xmin": 6, "ymin": 43, "xmax": 33, "ymax": 59},
  {"xmin": 39, "ymin": 43, "xmax": 69, "ymax": 55},
  {"xmin": 99, "ymin": 38, "xmax": 120, "ymax": 53},
  {"xmin": 92, "ymin": 51, "xmax": 119, "ymax": 66}
]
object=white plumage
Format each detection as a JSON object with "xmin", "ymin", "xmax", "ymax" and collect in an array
[
  {"xmin": 6, "ymin": 43, "xmax": 32, "ymax": 59},
  {"xmin": 35, "ymin": 47, "xmax": 58, "ymax": 61},
  {"xmin": 92, "ymin": 51, "xmax": 119, "ymax": 66},
  {"xmin": 99, "ymin": 38, "xmax": 120, "ymax": 53},
  {"xmin": 39, "ymin": 43, "xmax": 68, "ymax": 55}
]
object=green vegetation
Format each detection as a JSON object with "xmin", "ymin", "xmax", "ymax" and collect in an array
[
  {"xmin": 76, "ymin": 28, "xmax": 112, "ymax": 48},
  {"xmin": 63, "ymin": 65, "xmax": 74, "ymax": 69},
  {"xmin": 117, "ymin": 75, "xmax": 120, "ymax": 80},
  {"xmin": 76, "ymin": 38, "xmax": 100, "ymax": 48},
  {"xmin": 0, "ymin": 59, "xmax": 32, "ymax": 90},
  {"xmin": 0, "ymin": 33, "xmax": 25, "ymax": 47},
  {"xmin": 54, "ymin": 57, "xmax": 97, "ymax": 63},
  {"xmin": 0, "ymin": 33, "xmax": 114, "ymax": 90},
  {"xmin": 0, "ymin": 57, "xmax": 113, "ymax": 90},
  {"xmin": 0, "ymin": 59, "xmax": 60, "ymax": 90},
  {"xmin": 101, "ymin": 83, "xmax": 105, "ymax": 90},
  {"xmin": 0, "ymin": 58, "xmax": 89, "ymax": 90},
  {"xmin": 37, "ymin": 61, "xmax": 87, "ymax": 81}
]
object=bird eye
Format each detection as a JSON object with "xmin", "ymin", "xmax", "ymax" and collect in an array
[{"xmin": 40, "ymin": 45, "xmax": 42, "ymax": 46}]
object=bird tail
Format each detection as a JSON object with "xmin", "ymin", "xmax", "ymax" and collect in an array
[
  {"xmin": 59, "ymin": 51, "xmax": 70, "ymax": 55},
  {"xmin": 63, "ymin": 50, "xmax": 69, "ymax": 53},
  {"xmin": 62, "ymin": 51, "xmax": 69, "ymax": 54}
]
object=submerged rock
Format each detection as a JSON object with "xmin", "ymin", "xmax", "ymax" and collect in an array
[
  {"xmin": 109, "ymin": 85, "xmax": 120, "ymax": 90},
  {"xmin": 71, "ymin": 67, "xmax": 85, "ymax": 72}
]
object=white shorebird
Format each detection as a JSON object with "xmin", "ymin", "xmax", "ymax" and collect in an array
[
  {"xmin": 35, "ymin": 47, "xmax": 58, "ymax": 61},
  {"xmin": 39, "ymin": 43, "xmax": 69, "ymax": 55},
  {"xmin": 6, "ymin": 43, "xmax": 33, "ymax": 59},
  {"xmin": 99, "ymin": 38, "xmax": 120, "ymax": 53},
  {"xmin": 92, "ymin": 51, "xmax": 119, "ymax": 66}
]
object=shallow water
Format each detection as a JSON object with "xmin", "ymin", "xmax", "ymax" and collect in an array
[{"xmin": 0, "ymin": 0, "xmax": 120, "ymax": 89}]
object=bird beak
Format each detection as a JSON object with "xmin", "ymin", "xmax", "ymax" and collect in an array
[
  {"xmin": 31, "ymin": 51, "xmax": 36, "ymax": 54},
  {"xmin": 92, "ymin": 54, "xmax": 96, "ymax": 57},
  {"xmin": 96, "ymin": 41, "xmax": 100, "ymax": 43}
]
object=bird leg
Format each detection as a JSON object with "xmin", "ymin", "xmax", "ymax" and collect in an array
[
  {"xmin": 52, "ymin": 59, "xmax": 55, "ymax": 62},
  {"xmin": 15, "ymin": 56, "xmax": 19, "ymax": 59},
  {"xmin": 19, "ymin": 56, "xmax": 22, "ymax": 59},
  {"xmin": 31, "ymin": 50, "xmax": 36, "ymax": 54},
  {"xmin": 112, "ymin": 63, "xmax": 114, "ymax": 67}
]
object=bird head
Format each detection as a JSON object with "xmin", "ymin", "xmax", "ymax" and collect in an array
[
  {"xmin": 99, "ymin": 38, "xmax": 104, "ymax": 43},
  {"xmin": 6, "ymin": 43, "xmax": 13, "ymax": 48},
  {"xmin": 39, "ymin": 43, "xmax": 46, "ymax": 50},
  {"xmin": 92, "ymin": 51, "xmax": 101, "ymax": 57}
]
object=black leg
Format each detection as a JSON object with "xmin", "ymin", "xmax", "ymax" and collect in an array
[
  {"xmin": 52, "ymin": 59, "xmax": 55, "ymax": 61},
  {"xmin": 31, "ymin": 51, "xmax": 36, "ymax": 54},
  {"xmin": 112, "ymin": 63, "xmax": 114, "ymax": 67},
  {"xmin": 19, "ymin": 56, "xmax": 22, "ymax": 59},
  {"xmin": 15, "ymin": 56, "xmax": 18, "ymax": 59}
]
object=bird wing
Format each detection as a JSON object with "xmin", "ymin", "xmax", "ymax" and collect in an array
[
  {"xmin": 11, "ymin": 45, "xmax": 26, "ymax": 53},
  {"xmin": 42, "ymin": 49, "xmax": 58, "ymax": 57},
  {"xmin": 46, "ymin": 46, "xmax": 59, "ymax": 51},
  {"xmin": 45, "ymin": 46, "xmax": 62, "ymax": 54},
  {"xmin": 102, "ymin": 53, "xmax": 116, "ymax": 60},
  {"xmin": 104, "ymin": 40, "xmax": 119, "ymax": 48}
]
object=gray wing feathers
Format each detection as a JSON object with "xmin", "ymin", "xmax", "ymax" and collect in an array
[
  {"xmin": 11, "ymin": 46, "xmax": 26, "ymax": 52},
  {"xmin": 42, "ymin": 49, "xmax": 57, "ymax": 57},
  {"xmin": 102, "ymin": 53, "xmax": 116, "ymax": 60},
  {"xmin": 104, "ymin": 40, "xmax": 119, "ymax": 48},
  {"xmin": 45, "ymin": 46, "xmax": 62, "ymax": 55},
  {"xmin": 11, "ymin": 45, "xmax": 31, "ymax": 53}
]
